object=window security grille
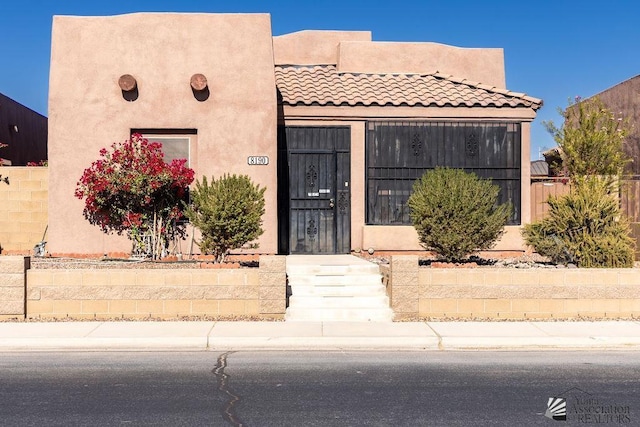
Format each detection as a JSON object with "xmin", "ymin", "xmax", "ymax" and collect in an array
[{"xmin": 366, "ymin": 121, "xmax": 521, "ymax": 225}]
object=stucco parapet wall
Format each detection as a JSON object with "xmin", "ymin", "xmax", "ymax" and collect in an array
[
  {"xmin": 273, "ymin": 30, "xmax": 371, "ymax": 65},
  {"xmin": 337, "ymin": 41, "xmax": 506, "ymax": 88}
]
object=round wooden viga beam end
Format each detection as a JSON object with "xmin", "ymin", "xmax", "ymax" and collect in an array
[
  {"xmin": 190, "ymin": 73, "xmax": 208, "ymax": 91},
  {"xmin": 118, "ymin": 74, "xmax": 137, "ymax": 91}
]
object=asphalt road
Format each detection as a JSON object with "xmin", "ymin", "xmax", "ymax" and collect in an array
[{"xmin": 0, "ymin": 351, "xmax": 638, "ymax": 426}]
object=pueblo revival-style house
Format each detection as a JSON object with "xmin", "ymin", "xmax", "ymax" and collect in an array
[{"xmin": 47, "ymin": 13, "xmax": 542, "ymax": 256}]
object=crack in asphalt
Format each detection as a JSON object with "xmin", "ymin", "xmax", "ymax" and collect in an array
[{"xmin": 213, "ymin": 351, "xmax": 246, "ymax": 427}]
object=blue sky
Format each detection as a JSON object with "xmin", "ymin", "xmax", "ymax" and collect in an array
[{"xmin": 1, "ymin": 0, "xmax": 639, "ymax": 160}]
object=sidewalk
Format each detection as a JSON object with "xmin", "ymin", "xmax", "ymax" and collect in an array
[{"xmin": 1, "ymin": 320, "xmax": 640, "ymax": 351}]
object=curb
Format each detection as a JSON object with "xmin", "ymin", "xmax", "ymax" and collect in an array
[
  {"xmin": 207, "ymin": 337, "xmax": 441, "ymax": 351},
  {"xmin": 3, "ymin": 337, "xmax": 640, "ymax": 352},
  {"xmin": 0, "ymin": 337, "xmax": 209, "ymax": 351},
  {"xmin": 438, "ymin": 337, "xmax": 640, "ymax": 351}
]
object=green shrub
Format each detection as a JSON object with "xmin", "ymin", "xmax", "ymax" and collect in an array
[
  {"xmin": 544, "ymin": 96, "xmax": 630, "ymax": 178},
  {"xmin": 522, "ymin": 177, "xmax": 634, "ymax": 267},
  {"xmin": 185, "ymin": 174, "xmax": 265, "ymax": 263},
  {"xmin": 408, "ymin": 167, "xmax": 511, "ymax": 262}
]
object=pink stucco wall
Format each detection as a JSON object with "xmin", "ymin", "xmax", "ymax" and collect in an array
[
  {"xmin": 274, "ymin": 31, "xmax": 505, "ymax": 88},
  {"xmin": 337, "ymin": 41, "xmax": 505, "ymax": 88},
  {"xmin": 48, "ymin": 14, "xmax": 540, "ymax": 256},
  {"xmin": 48, "ymin": 13, "xmax": 278, "ymax": 256},
  {"xmin": 273, "ymin": 30, "xmax": 372, "ymax": 65},
  {"xmin": 276, "ymin": 32, "xmax": 536, "ymax": 252}
]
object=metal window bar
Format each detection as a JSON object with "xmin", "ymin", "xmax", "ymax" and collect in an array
[{"xmin": 366, "ymin": 121, "xmax": 521, "ymax": 225}]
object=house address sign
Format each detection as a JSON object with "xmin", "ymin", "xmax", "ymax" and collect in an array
[{"xmin": 247, "ymin": 156, "xmax": 269, "ymax": 165}]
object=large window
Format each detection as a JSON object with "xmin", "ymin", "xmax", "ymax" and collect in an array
[
  {"xmin": 366, "ymin": 121, "xmax": 521, "ymax": 225},
  {"xmin": 131, "ymin": 129, "xmax": 197, "ymax": 223},
  {"xmin": 131, "ymin": 129, "xmax": 196, "ymax": 167}
]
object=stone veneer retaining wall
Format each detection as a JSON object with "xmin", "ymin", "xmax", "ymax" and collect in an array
[
  {"xmin": 20, "ymin": 255, "xmax": 286, "ymax": 320},
  {"xmin": 388, "ymin": 256, "xmax": 640, "ymax": 320},
  {"xmin": 0, "ymin": 256, "xmax": 28, "ymax": 318},
  {"xmin": 0, "ymin": 167, "xmax": 48, "ymax": 254}
]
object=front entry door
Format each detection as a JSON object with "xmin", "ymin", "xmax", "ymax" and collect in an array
[{"xmin": 279, "ymin": 126, "xmax": 350, "ymax": 254}]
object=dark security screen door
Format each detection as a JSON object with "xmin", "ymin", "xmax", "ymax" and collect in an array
[
  {"xmin": 289, "ymin": 151, "xmax": 336, "ymax": 253},
  {"xmin": 281, "ymin": 127, "xmax": 350, "ymax": 254}
]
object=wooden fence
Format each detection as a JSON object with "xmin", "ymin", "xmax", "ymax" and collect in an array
[
  {"xmin": 621, "ymin": 180, "xmax": 640, "ymax": 221},
  {"xmin": 531, "ymin": 178, "xmax": 640, "ymax": 221},
  {"xmin": 530, "ymin": 178, "xmax": 640, "ymax": 260},
  {"xmin": 530, "ymin": 178, "xmax": 571, "ymax": 222}
]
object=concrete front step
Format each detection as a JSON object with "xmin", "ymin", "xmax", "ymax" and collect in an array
[
  {"xmin": 288, "ymin": 295, "xmax": 389, "ymax": 309},
  {"xmin": 290, "ymin": 284, "xmax": 387, "ymax": 297},
  {"xmin": 286, "ymin": 264, "xmax": 380, "ymax": 276},
  {"xmin": 285, "ymin": 307, "xmax": 394, "ymax": 322},
  {"xmin": 285, "ymin": 255, "xmax": 394, "ymax": 322},
  {"xmin": 287, "ymin": 274, "xmax": 383, "ymax": 286}
]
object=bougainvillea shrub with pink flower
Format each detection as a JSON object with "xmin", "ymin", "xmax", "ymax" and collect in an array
[{"xmin": 75, "ymin": 134, "xmax": 194, "ymax": 259}]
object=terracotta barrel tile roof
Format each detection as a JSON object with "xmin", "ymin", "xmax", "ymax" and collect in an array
[{"xmin": 275, "ymin": 65, "xmax": 542, "ymax": 109}]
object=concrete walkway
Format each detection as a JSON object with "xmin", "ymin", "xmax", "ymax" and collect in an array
[{"xmin": 1, "ymin": 320, "xmax": 640, "ymax": 351}]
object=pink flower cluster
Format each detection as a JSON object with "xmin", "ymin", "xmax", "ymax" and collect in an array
[{"xmin": 74, "ymin": 134, "xmax": 195, "ymax": 237}]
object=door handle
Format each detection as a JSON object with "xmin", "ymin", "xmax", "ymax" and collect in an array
[{"xmin": 329, "ymin": 198, "xmax": 335, "ymax": 208}]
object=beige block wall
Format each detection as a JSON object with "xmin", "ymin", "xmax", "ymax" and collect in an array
[
  {"xmin": 0, "ymin": 256, "xmax": 27, "ymax": 318},
  {"xmin": 26, "ymin": 255, "xmax": 286, "ymax": 320},
  {"xmin": 0, "ymin": 167, "xmax": 48, "ymax": 254},
  {"xmin": 257, "ymin": 255, "xmax": 287, "ymax": 315},
  {"xmin": 388, "ymin": 256, "xmax": 640, "ymax": 319},
  {"xmin": 387, "ymin": 256, "xmax": 419, "ymax": 318}
]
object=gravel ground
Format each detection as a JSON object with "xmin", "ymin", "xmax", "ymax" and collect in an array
[
  {"xmin": 0, "ymin": 315, "xmax": 283, "ymax": 323},
  {"xmin": 361, "ymin": 253, "xmax": 640, "ymax": 269},
  {"xmin": 394, "ymin": 315, "xmax": 640, "ymax": 322},
  {"xmin": 3, "ymin": 315, "xmax": 634, "ymax": 323},
  {"xmin": 29, "ymin": 257, "xmax": 258, "ymax": 269},
  {"xmin": 30, "ymin": 253, "xmax": 640, "ymax": 269}
]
